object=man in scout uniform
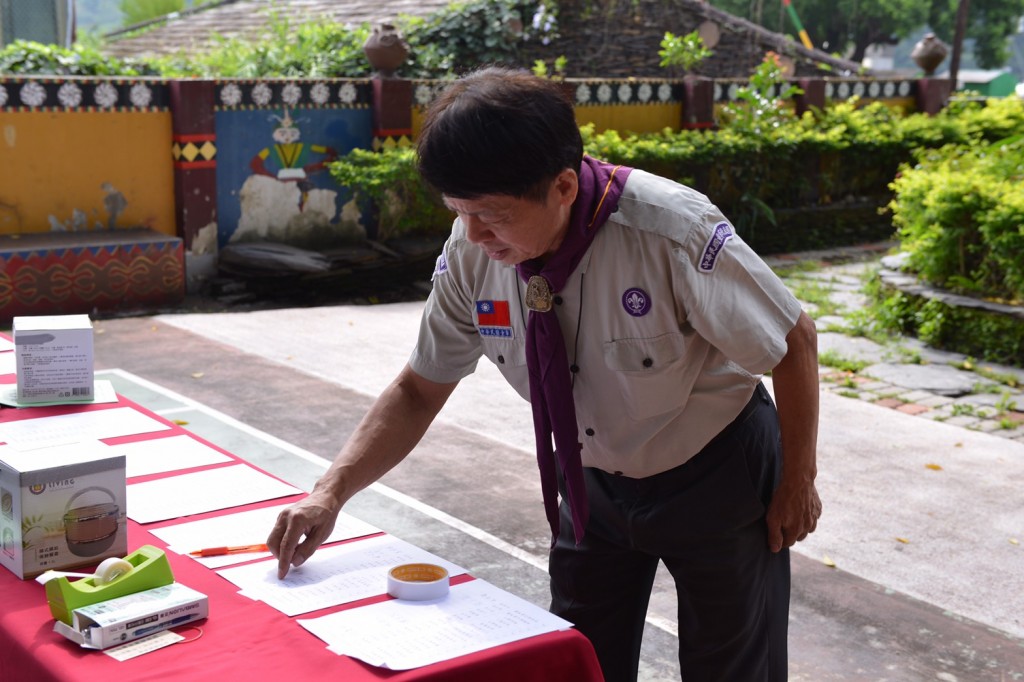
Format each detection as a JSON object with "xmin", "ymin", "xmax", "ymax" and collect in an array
[{"xmin": 268, "ymin": 67, "xmax": 821, "ymax": 682}]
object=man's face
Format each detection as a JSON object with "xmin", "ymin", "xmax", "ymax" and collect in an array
[{"xmin": 444, "ymin": 169, "xmax": 578, "ymax": 265}]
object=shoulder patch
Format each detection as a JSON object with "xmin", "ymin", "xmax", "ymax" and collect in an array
[
  {"xmin": 432, "ymin": 251, "xmax": 449, "ymax": 280},
  {"xmin": 699, "ymin": 222, "xmax": 733, "ymax": 273}
]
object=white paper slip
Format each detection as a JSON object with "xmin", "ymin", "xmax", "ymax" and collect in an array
[
  {"xmin": 126, "ymin": 464, "xmax": 301, "ymax": 523},
  {"xmin": 0, "ymin": 352, "xmax": 15, "ymax": 375},
  {"xmin": 0, "ymin": 380, "xmax": 119, "ymax": 408},
  {"xmin": 299, "ymin": 579, "xmax": 572, "ymax": 670},
  {"xmin": 103, "ymin": 630, "xmax": 184, "ymax": 661},
  {"xmin": 216, "ymin": 534, "xmax": 466, "ymax": 617},
  {"xmin": 0, "ymin": 338, "xmax": 14, "ymax": 352},
  {"xmin": 151, "ymin": 503, "xmax": 381, "ymax": 569},
  {"xmin": 112, "ymin": 434, "xmax": 234, "ymax": 479},
  {"xmin": 0, "ymin": 406, "xmax": 171, "ymax": 451}
]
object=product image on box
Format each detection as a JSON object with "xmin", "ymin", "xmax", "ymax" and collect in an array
[{"xmin": 63, "ymin": 487, "xmax": 121, "ymax": 557}]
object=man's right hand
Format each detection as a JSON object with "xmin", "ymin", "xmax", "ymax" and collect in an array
[{"xmin": 267, "ymin": 492, "xmax": 340, "ymax": 579}]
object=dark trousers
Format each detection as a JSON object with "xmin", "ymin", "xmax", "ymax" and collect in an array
[{"xmin": 550, "ymin": 384, "xmax": 790, "ymax": 682}]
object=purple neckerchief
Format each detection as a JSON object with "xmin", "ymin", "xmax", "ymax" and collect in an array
[{"xmin": 516, "ymin": 155, "xmax": 632, "ymax": 546}]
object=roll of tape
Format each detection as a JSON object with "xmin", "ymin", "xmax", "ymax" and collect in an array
[
  {"xmin": 33, "ymin": 557, "xmax": 133, "ymax": 585},
  {"xmin": 94, "ymin": 557, "xmax": 133, "ymax": 584},
  {"xmin": 387, "ymin": 563, "xmax": 450, "ymax": 601}
]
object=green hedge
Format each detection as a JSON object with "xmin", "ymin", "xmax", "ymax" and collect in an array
[{"xmin": 332, "ymin": 96, "xmax": 1024, "ymax": 256}]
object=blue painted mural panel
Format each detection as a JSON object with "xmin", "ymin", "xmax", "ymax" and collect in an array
[{"xmin": 215, "ymin": 106, "xmax": 373, "ymax": 249}]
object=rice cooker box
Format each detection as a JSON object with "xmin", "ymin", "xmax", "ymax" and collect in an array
[{"xmin": 0, "ymin": 447, "xmax": 126, "ymax": 580}]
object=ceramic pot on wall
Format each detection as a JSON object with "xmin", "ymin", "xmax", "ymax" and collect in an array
[
  {"xmin": 364, "ymin": 23, "xmax": 409, "ymax": 79},
  {"xmin": 911, "ymin": 33, "xmax": 949, "ymax": 76}
]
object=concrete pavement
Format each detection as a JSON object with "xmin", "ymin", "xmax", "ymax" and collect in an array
[{"xmin": 86, "ymin": 293, "xmax": 1024, "ymax": 681}]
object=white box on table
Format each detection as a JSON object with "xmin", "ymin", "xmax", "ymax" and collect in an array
[
  {"xmin": 14, "ymin": 314, "xmax": 94, "ymax": 404},
  {"xmin": 0, "ymin": 448, "xmax": 126, "ymax": 579},
  {"xmin": 53, "ymin": 582, "xmax": 208, "ymax": 650}
]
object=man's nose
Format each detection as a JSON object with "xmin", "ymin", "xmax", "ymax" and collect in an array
[{"xmin": 463, "ymin": 216, "xmax": 492, "ymax": 244}]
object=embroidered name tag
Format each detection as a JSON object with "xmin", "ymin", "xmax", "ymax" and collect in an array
[
  {"xmin": 476, "ymin": 300, "xmax": 514, "ymax": 338},
  {"xmin": 699, "ymin": 222, "xmax": 733, "ymax": 273}
]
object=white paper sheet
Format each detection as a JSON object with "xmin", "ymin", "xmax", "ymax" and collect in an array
[
  {"xmin": 299, "ymin": 579, "xmax": 572, "ymax": 670},
  {"xmin": 0, "ymin": 338, "xmax": 14, "ymax": 352},
  {"xmin": 216, "ymin": 534, "xmax": 467, "ymax": 616},
  {"xmin": 111, "ymin": 434, "xmax": 234, "ymax": 479},
  {"xmin": 150, "ymin": 503, "xmax": 381, "ymax": 568},
  {"xmin": 0, "ymin": 406, "xmax": 171, "ymax": 451},
  {"xmin": 126, "ymin": 464, "xmax": 301, "ymax": 523},
  {"xmin": 0, "ymin": 380, "xmax": 119, "ymax": 407}
]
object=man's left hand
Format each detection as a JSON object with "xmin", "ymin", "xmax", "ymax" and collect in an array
[{"xmin": 765, "ymin": 479, "xmax": 821, "ymax": 552}]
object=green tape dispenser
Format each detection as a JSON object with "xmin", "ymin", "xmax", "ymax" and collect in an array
[{"xmin": 40, "ymin": 545, "xmax": 175, "ymax": 625}]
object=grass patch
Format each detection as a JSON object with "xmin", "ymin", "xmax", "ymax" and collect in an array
[{"xmin": 818, "ymin": 349, "xmax": 869, "ymax": 373}]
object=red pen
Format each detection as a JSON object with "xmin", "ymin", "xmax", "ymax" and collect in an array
[{"xmin": 189, "ymin": 543, "xmax": 269, "ymax": 557}]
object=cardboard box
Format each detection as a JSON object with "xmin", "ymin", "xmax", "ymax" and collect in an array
[
  {"xmin": 53, "ymin": 582, "xmax": 208, "ymax": 650},
  {"xmin": 0, "ymin": 447, "xmax": 126, "ymax": 579},
  {"xmin": 14, "ymin": 314, "xmax": 95, "ymax": 404}
]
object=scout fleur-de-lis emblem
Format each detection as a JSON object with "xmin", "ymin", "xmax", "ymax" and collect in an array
[
  {"xmin": 621, "ymin": 287, "xmax": 651, "ymax": 317},
  {"xmin": 525, "ymin": 276, "xmax": 554, "ymax": 312}
]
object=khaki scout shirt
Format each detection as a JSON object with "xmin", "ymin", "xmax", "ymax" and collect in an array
[{"xmin": 409, "ymin": 169, "xmax": 803, "ymax": 478}]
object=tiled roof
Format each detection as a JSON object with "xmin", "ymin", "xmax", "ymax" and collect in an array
[{"xmin": 102, "ymin": 0, "xmax": 453, "ymax": 58}]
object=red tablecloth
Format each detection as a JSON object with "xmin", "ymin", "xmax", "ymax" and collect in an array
[{"xmin": 0, "ymin": 390, "xmax": 603, "ymax": 682}]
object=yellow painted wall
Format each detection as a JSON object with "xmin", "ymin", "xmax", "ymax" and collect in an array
[
  {"xmin": 574, "ymin": 103, "xmax": 683, "ymax": 135},
  {"xmin": 0, "ymin": 110, "xmax": 176, "ymax": 237},
  {"xmin": 412, "ymin": 102, "xmax": 683, "ymax": 139}
]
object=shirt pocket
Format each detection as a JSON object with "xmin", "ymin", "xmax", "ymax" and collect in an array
[
  {"xmin": 480, "ymin": 338, "xmax": 530, "ymax": 398},
  {"xmin": 603, "ymin": 332, "xmax": 690, "ymax": 420}
]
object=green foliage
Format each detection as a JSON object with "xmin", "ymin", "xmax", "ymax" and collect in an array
[
  {"xmin": 0, "ymin": 39, "xmax": 158, "ymax": 76},
  {"xmin": 929, "ymin": 0, "xmax": 1024, "ymax": 69},
  {"xmin": 149, "ymin": 12, "xmax": 371, "ymax": 77},
  {"xmin": 329, "ymin": 148, "xmax": 453, "ymax": 240},
  {"xmin": 531, "ymin": 55, "xmax": 567, "ymax": 79},
  {"xmin": 872, "ymin": 288, "xmax": 1024, "ymax": 366},
  {"xmin": 658, "ymin": 30, "xmax": 712, "ymax": 74},
  {"xmin": 818, "ymin": 349, "xmax": 870, "ymax": 372},
  {"xmin": 888, "ymin": 127, "xmax": 1024, "ymax": 302},
  {"xmin": 719, "ymin": 54, "xmax": 803, "ymax": 136},
  {"xmin": 713, "ymin": 0, "xmax": 1021, "ymax": 69},
  {"xmin": 401, "ymin": 0, "xmax": 545, "ymax": 78},
  {"xmin": 119, "ymin": 0, "xmax": 184, "ymax": 27}
]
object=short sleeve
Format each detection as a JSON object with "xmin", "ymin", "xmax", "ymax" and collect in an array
[{"xmin": 408, "ymin": 236, "xmax": 484, "ymax": 383}]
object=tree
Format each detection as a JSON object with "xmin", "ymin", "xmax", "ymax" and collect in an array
[
  {"xmin": 929, "ymin": 0, "xmax": 1024, "ymax": 68},
  {"xmin": 709, "ymin": 0, "xmax": 1024, "ymax": 68}
]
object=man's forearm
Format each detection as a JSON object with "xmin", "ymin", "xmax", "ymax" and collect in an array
[{"xmin": 772, "ymin": 311, "xmax": 819, "ymax": 485}]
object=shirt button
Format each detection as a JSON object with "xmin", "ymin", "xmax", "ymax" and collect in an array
[
  {"xmin": 497, "ymin": 354, "xmax": 505, "ymax": 364},
  {"xmin": 554, "ymin": 295, "xmax": 564, "ymax": 305},
  {"xmin": 570, "ymin": 364, "xmax": 580, "ymax": 373},
  {"xmin": 585, "ymin": 428, "xmax": 595, "ymax": 436},
  {"xmin": 642, "ymin": 357, "xmax": 653, "ymax": 368}
]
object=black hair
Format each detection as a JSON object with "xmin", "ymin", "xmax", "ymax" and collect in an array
[{"xmin": 417, "ymin": 66, "xmax": 584, "ymax": 202}]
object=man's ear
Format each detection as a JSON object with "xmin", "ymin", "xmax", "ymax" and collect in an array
[{"xmin": 553, "ymin": 168, "xmax": 579, "ymax": 208}]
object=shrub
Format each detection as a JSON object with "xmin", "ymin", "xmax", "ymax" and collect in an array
[
  {"xmin": 889, "ymin": 134, "xmax": 1024, "ymax": 302},
  {"xmin": 328, "ymin": 148, "xmax": 453, "ymax": 241}
]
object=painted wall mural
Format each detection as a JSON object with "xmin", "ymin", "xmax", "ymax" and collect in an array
[{"xmin": 213, "ymin": 80, "xmax": 374, "ymax": 250}]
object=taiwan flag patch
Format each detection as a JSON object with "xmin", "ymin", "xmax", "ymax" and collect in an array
[{"xmin": 476, "ymin": 300, "xmax": 513, "ymax": 337}]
